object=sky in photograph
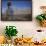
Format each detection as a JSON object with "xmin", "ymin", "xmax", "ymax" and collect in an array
[{"xmin": 2, "ymin": 0, "xmax": 32, "ymax": 14}]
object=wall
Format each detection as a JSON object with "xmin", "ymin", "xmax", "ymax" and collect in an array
[{"xmin": 0, "ymin": 0, "xmax": 46, "ymax": 41}]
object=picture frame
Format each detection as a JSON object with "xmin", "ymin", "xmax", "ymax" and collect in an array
[{"xmin": 1, "ymin": 0, "xmax": 32, "ymax": 21}]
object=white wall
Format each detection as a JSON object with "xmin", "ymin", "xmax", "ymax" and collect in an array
[{"xmin": 0, "ymin": 0, "xmax": 46, "ymax": 41}]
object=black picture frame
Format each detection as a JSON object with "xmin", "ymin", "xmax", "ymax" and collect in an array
[{"xmin": 1, "ymin": 0, "xmax": 32, "ymax": 21}]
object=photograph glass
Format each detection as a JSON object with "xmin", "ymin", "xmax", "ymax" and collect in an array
[{"xmin": 1, "ymin": 0, "xmax": 32, "ymax": 21}]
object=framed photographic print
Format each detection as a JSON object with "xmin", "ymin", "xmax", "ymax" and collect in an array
[{"xmin": 1, "ymin": 0, "xmax": 32, "ymax": 21}]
